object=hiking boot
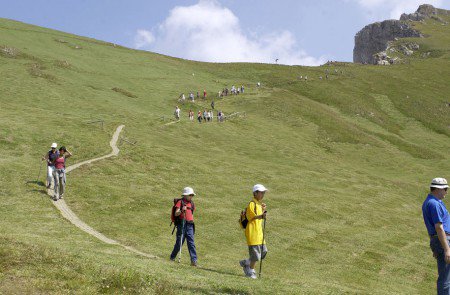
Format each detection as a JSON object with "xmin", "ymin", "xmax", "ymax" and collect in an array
[
  {"xmin": 239, "ymin": 260, "xmax": 250, "ymax": 276},
  {"xmin": 247, "ymin": 269, "xmax": 257, "ymax": 279},
  {"xmin": 59, "ymin": 194, "xmax": 64, "ymax": 199},
  {"xmin": 191, "ymin": 261, "xmax": 198, "ymax": 267},
  {"xmin": 53, "ymin": 195, "xmax": 58, "ymax": 201}
]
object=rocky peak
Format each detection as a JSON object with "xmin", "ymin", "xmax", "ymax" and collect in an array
[
  {"xmin": 400, "ymin": 4, "xmax": 447, "ymax": 22},
  {"xmin": 353, "ymin": 20, "xmax": 421, "ymax": 64},
  {"xmin": 353, "ymin": 4, "xmax": 449, "ymax": 64}
]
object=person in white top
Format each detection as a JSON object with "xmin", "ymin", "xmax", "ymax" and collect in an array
[{"xmin": 174, "ymin": 106, "xmax": 181, "ymax": 120}]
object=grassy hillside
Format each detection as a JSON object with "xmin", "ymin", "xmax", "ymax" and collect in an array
[{"xmin": 0, "ymin": 11, "xmax": 449, "ymax": 294}]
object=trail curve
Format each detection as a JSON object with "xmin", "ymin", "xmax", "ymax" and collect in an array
[{"xmin": 50, "ymin": 125, "xmax": 157, "ymax": 259}]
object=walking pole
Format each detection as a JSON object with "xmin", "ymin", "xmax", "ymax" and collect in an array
[
  {"xmin": 178, "ymin": 210, "xmax": 186, "ymax": 264},
  {"xmin": 259, "ymin": 214, "xmax": 267, "ymax": 278}
]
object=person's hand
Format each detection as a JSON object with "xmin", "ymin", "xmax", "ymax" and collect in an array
[
  {"xmin": 261, "ymin": 203, "xmax": 267, "ymax": 211},
  {"xmin": 445, "ymin": 250, "xmax": 450, "ymax": 264},
  {"xmin": 182, "ymin": 206, "xmax": 187, "ymax": 212}
]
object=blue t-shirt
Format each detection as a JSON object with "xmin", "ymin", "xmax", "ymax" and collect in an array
[
  {"xmin": 422, "ymin": 194, "xmax": 450, "ymax": 236},
  {"xmin": 47, "ymin": 150, "xmax": 60, "ymax": 166}
]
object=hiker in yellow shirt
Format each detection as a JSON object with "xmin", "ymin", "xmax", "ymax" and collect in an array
[{"xmin": 240, "ymin": 184, "xmax": 268, "ymax": 279}]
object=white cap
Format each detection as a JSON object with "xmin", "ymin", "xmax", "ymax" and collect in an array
[
  {"xmin": 182, "ymin": 187, "xmax": 196, "ymax": 196},
  {"xmin": 430, "ymin": 178, "xmax": 448, "ymax": 189},
  {"xmin": 253, "ymin": 184, "xmax": 268, "ymax": 193},
  {"xmin": 51, "ymin": 143, "xmax": 57, "ymax": 148}
]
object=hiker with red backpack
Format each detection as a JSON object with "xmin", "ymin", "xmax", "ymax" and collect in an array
[
  {"xmin": 170, "ymin": 187, "xmax": 198, "ymax": 266},
  {"xmin": 239, "ymin": 184, "xmax": 268, "ymax": 279}
]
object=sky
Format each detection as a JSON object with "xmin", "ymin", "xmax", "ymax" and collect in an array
[{"xmin": 1, "ymin": 0, "xmax": 449, "ymax": 66}]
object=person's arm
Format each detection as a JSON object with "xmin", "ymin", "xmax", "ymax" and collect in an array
[
  {"xmin": 435, "ymin": 223, "xmax": 450, "ymax": 263},
  {"xmin": 65, "ymin": 150, "xmax": 73, "ymax": 158},
  {"xmin": 174, "ymin": 201, "xmax": 186, "ymax": 217},
  {"xmin": 247, "ymin": 202, "xmax": 266, "ymax": 221},
  {"xmin": 42, "ymin": 152, "xmax": 49, "ymax": 161}
]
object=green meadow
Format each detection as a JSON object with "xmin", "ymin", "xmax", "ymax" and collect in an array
[{"xmin": 0, "ymin": 13, "xmax": 449, "ymax": 294}]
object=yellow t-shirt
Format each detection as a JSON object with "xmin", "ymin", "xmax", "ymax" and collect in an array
[{"xmin": 244, "ymin": 197, "xmax": 266, "ymax": 246}]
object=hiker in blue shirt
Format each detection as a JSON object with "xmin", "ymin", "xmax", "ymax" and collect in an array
[
  {"xmin": 42, "ymin": 143, "xmax": 59, "ymax": 189},
  {"xmin": 422, "ymin": 177, "xmax": 449, "ymax": 294}
]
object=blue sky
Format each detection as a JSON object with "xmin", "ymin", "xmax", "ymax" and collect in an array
[{"xmin": 1, "ymin": 0, "xmax": 449, "ymax": 65}]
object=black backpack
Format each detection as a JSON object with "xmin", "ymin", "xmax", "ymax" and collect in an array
[{"xmin": 239, "ymin": 201, "xmax": 256, "ymax": 229}]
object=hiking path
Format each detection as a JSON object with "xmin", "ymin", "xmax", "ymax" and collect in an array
[{"xmin": 48, "ymin": 125, "xmax": 157, "ymax": 259}]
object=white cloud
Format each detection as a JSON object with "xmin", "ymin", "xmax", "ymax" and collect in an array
[
  {"xmin": 134, "ymin": 29, "xmax": 155, "ymax": 49},
  {"xmin": 134, "ymin": 0, "xmax": 326, "ymax": 66},
  {"xmin": 353, "ymin": 0, "xmax": 444, "ymax": 20}
]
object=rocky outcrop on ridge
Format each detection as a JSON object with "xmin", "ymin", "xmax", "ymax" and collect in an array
[
  {"xmin": 400, "ymin": 4, "xmax": 449, "ymax": 23},
  {"xmin": 353, "ymin": 20, "xmax": 421, "ymax": 64},
  {"xmin": 353, "ymin": 4, "xmax": 449, "ymax": 65}
]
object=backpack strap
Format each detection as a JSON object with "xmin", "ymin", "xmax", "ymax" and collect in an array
[{"xmin": 246, "ymin": 201, "xmax": 257, "ymax": 221}]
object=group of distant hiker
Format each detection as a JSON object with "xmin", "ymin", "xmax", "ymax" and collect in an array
[
  {"xmin": 174, "ymin": 83, "xmax": 253, "ymax": 122},
  {"xmin": 175, "ymin": 107, "xmax": 225, "ymax": 123},
  {"xmin": 298, "ymin": 68, "xmax": 343, "ymax": 81},
  {"xmin": 173, "ymin": 100, "xmax": 225, "ymax": 123},
  {"xmin": 170, "ymin": 184, "xmax": 268, "ymax": 279},
  {"xmin": 178, "ymin": 85, "xmax": 246, "ymax": 104},
  {"xmin": 42, "ymin": 143, "xmax": 72, "ymax": 201},
  {"xmin": 178, "ymin": 90, "xmax": 207, "ymax": 103},
  {"xmin": 218, "ymin": 85, "xmax": 244, "ymax": 97}
]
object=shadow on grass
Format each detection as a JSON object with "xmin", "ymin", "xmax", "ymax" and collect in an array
[
  {"xmin": 182, "ymin": 284, "xmax": 252, "ymax": 295},
  {"xmin": 25, "ymin": 180, "xmax": 45, "ymax": 187},
  {"xmin": 197, "ymin": 266, "xmax": 243, "ymax": 278}
]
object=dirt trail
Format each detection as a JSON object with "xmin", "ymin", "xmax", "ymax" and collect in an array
[{"xmin": 50, "ymin": 125, "xmax": 157, "ymax": 259}]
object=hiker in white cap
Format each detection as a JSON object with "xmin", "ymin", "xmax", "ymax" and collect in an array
[
  {"xmin": 42, "ymin": 143, "xmax": 59, "ymax": 189},
  {"xmin": 170, "ymin": 187, "xmax": 198, "ymax": 266},
  {"xmin": 422, "ymin": 177, "xmax": 449, "ymax": 294},
  {"xmin": 239, "ymin": 184, "xmax": 268, "ymax": 279}
]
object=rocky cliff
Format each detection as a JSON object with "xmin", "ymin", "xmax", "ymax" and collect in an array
[
  {"xmin": 353, "ymin": 4, "xmax": 448, "ymax": 64},
  {"xmin": 353, "ymin": 20, "xmax": 421, "ymax": 64}
]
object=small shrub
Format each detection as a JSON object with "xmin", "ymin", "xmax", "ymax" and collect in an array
[
  {"xmin": 0, "ymin": 45, "xmax": 20, "ymax": 58},
  {"xmin": 54, "ymin": 39, "xmax": 68, "ymax": 44},
  {"xmin": 28, "ymin": 63, "xmax": 56, "ymax": 81},
  {"xmin": 55, "ymin": 60, "xmax": 71, "ymax": 68}
]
